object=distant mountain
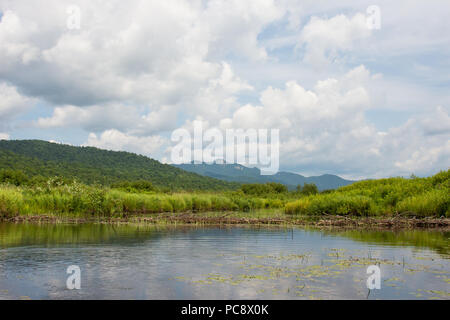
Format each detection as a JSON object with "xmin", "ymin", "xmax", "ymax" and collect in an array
[
  {"xmin": 0, "ymin": 140, "xmax": 238, "ymax": 191},
  {"xmin": 173, "ymin": 162, "xmax": 355, "ymax": 191}
]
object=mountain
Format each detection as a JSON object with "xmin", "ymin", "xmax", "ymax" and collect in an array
[
  {"xmin": 0, "ymin": 140, "xmax": 238, "ymax": 191},
  {"xmin": 173, "ymin": 162, "xmax": 355, "ymax": 191}
]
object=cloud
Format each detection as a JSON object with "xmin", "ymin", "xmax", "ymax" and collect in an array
[
  {"xmin": 213, "ymin": 66, "xmax": 450, "ymax": 178},
  {"xmin": 298, "ymin": 13, "xmax": 371, "ymax": 66},
  {"xmin": 225, "ymin": 65, "xmax": 371, "ymax": 129},
  {"xmin": 420, "ymin": 106, "xmax": 450, "ymax": 136},
  {"xmin": 0, "ymin": 0, "xmax": 280, "ymax": 107},
  {"xmin": 35, "ymin": 103, "xmax": 178, "ymax": 135},
  {"xmin": 0, "ymin": 81, "xmax": 33, "ymax": 130},
  {"xmin": 85, "ymin": 129, "xmax": 167, "ymax": 157},
  {"xmin": 35, "ymin": 62, "xmax": 250, "ymax": 135},
  {"xmin": 381, "ymin": 106, "xmax": 450, "ymax": 175},
  {"xmin": 70, "ymin": 64, "xmax": 449, "ymax": 179}
]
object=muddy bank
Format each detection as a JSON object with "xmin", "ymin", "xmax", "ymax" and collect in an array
[{"xmin": 2, "ymin": 213, "xmax": 449, "ymax": 230}]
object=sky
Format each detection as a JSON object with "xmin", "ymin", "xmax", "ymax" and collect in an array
[{"xmin": 0, "ymin": 0, "xmax": 449, "ymax": 180}]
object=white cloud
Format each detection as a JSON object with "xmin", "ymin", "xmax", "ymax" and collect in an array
[
  {"xmin": 0, "ymin": 0, "xmax": 280, "ymax": 107},
  {"xmin": 212, "ymin": 66, "xmax": 450, "ymax": 178},
  {"xmin": 420, "ymin": 106, "xmax": 450, "ymax": 136},
  {"xmin": 85, "ymin": 129, "xmax": 167, "ymax": 157},
  {"xmin": 0, "ymin": 82, "xmax": 33, "ymax": 130},
  {"xmin": 0, "ymin": 132, "xmax": 9, "ymax": 140},
  {"xmin": 35, "ymin": 103, "xmax": 178, "ymax": 135},
  {"xmin": 381, "ymin": 106, "xmax": 450, "ymax": 175},
  {"xmin": 35, "ymin": 62, "xmax": 250, "ymax": 134},
  {"xmin": 298, "ymin": 13, "xmax": 371, "ymax": 66}
]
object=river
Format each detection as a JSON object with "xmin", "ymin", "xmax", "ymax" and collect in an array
[{"xmin": 0, "ymin": 223, "xmax": 448, "ymax": 299}]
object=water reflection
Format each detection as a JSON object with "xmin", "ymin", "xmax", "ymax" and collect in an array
[{"xmin": 0, "ymin": 223, "xmax": 448, "ymax": 300}]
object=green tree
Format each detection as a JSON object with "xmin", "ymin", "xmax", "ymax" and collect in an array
[{"xmin": 298, "ymin": 183, "xmax": 318, "ymax": 195}]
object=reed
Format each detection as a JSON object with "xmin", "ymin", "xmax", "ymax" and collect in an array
[
  {"xmin": 0, "ymin": 170, "xmax": 448, "ymax": 219},
  {"xmin": 0, "ymin": 184, "xmax": 284, "ymax": 218},
  {"xmin": 285, "ymin": 170, "xmax": 449, "ymax": 217}
]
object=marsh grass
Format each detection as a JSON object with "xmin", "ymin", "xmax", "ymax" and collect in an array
[
  {"xmin": 285, "ymin": 170, "xmax": 449, "ymax": 217},
  {"xmin": 0, "ymin": 170, "xmax": 448, "ymax": 219},
  {"xmin": 0, "ymin": 183, "xmax": 287, "ymax": 218},
  {"xmin": 285, "ymin": 194, "xmax": 374, "ymax": 216}
]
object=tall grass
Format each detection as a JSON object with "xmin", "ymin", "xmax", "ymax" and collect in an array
[
  {"xmin": 0, "ymin": 183, "xmax": 285, "ymax": 218},
  {"xmin": 285, "ymin": 170, "xmax": 449, "ymax": 217},
  {"xmin": 396, "ymin": 189, "xmax": 449, "ymax": 217},
  {"xmin": 285, "ymin": 194, "xmax": 374, "ymax": 216},
  {"xmin": 0, "ymin": 170, "xmax": 448, "ymax": 218}
]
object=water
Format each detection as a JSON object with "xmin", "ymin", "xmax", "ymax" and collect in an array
[{"xmin": 0, "ymin": 223, "xmax": 448, "ymax": 300}]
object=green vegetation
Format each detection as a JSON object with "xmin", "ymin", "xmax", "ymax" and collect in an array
[
  {"xmin": 0, "ymin": 140, "xmax": 238, "ymax": 191},
  {"xmin": 0, "ymin": 179, "xmax": 290, "ymax": 219},
  {"xmin": 295, "ymin": 183, "xmax": 319, "ymax": 196},
  {"xmin": 0, "ymin": 169, "xmax": 448, "ymax": 220},
  {"xmin": 110, "ymin": 180, "xmax": 158, "ymax": 193},
  {"xmin": 240, "ymin": 182, "xmax": 288, "ymax": 196},
  {"xmin": 0, "ymin": 140, "xmax": 448, "ymax": 220},
  {"xmin": 285, "ymin": 170, "xmax": 449, "ymax": 217}
]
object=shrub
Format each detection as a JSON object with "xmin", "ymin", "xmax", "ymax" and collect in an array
[
  {"xmin": 111, "ymin": 180, "xmax": 157, "ymax": 193},
  {"xmin": 396, "ymin": 190, "xmax": 449, "ymax": 217},
  {"xmin": 296, "ymin": 183, "xmax": 319, "ymax": 196},
  {"xmin": 211, "ymin": 196, "xmax": 237, "ymax": 211},
  {"xmin": 285, "ymin": 194, "xmax": 374, "ymax": 216},
  {"xmin": 0, "ymin": 169, "xmax": 29, "ymax": 186},
  {"xmin": 241, "ymin": 182, "xmax": 288, "ymax": 196},
  {"xmin": 192, "ymin": 196, "xmax": 212, "ymax": 211},
  {"xmin": 168, "ymin": 196, "xmax": 187, "ymax": 212},
  {"xmin": 266, "ymin": 198, "xmax": 284, "ymax": 208},
  {"xmin": 0, "ymin": 188, "xmax": 25, "ymax": 217},
  {"xmin": 285, "ymin": 198, "xmax": 311, "ymax": 215}
]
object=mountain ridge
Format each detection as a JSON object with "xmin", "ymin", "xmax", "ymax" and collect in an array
[
  {"xmin": 173, "ymin": 162, "xmax": 355, "ymax": 191},
  {"xmin": 0, "ymin": 140, "xmax": 238, "ymax": 190}
]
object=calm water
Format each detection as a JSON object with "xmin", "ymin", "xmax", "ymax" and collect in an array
[{"xmin": 0, "ymin": 223, "xmax": 448, "ymax": 300}]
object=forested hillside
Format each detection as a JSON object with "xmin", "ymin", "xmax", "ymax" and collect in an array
[
  {"xmin": 0, "ymin": 140, "xmax": 238, "ymax": 191},
  {"xmin": 174, "ymin": 163, "xmax": 355, "ymax": 191}
]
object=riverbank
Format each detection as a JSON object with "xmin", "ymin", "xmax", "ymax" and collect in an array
[
  {"xmin": 3, "ymin": 211, "xmax": 450, "ymax": 230},
  {"xmin": 1, "ymin": 170, "xmax": 448, "ymax": 224}
]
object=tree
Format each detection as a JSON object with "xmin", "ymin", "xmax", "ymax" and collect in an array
[
  {"xmin": 298, "ymin": 183, "xmax": 318, "ymax": 196},
  {"xmin": 241, "ymin": 182, "xmax": 288, "ymax": 196},
  {"xmin": 0, "ymin": 169, "xmax": 29, "ymax": 186}
]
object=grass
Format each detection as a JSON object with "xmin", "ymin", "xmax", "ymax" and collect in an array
[
  {"xmin": 0, "ymin": 170, "xmax": 448, "ymax": 220},
  {"xmin": 285, "ymin": 170, "xmax": 449, "ymax": 217},
  {"xmin": 0, "ymin": 182, "xmax": 288, "ymax": 219},
  {"xmin": 285, "ymin": 194, "xmax": 374, "ymax": 216}
]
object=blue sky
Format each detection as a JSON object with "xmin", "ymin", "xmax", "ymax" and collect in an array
[{"xmin": 0, "ymin": 0, "xmax": 449, "ymax": 179}]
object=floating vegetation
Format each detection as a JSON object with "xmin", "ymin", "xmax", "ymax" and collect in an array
[
  {"xmin": 171, "ymin": 247, "xmax": 449, "ymax": 300},
  {"xmin": 416, "ymin": 289, "xmax": 450, "ymax": 300},
  {"xmin": 435, "ymin": 275, "xmax": 450, "ymax": 284}
]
